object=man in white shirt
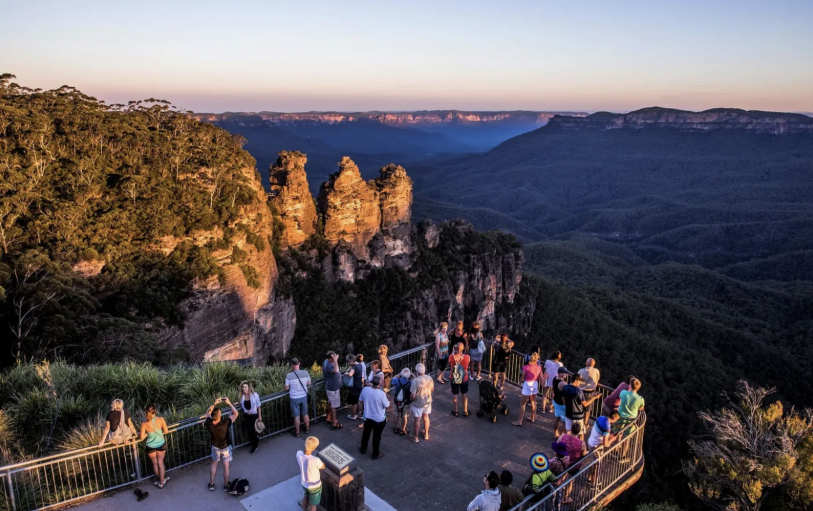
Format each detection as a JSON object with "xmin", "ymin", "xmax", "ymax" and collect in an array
[
  {"xmin": 467, "ymin": 471, "xmax": 502, "ymax": 511},
  {"xmin": 285, "ymin": 358, "xmax": 312, "ymax": 437},
  {"xmin": 578, "ymin": 358, "xmax": 601, "ymax": 425},
  {"xmin": 358, "ymin": 375, "xmax": 390, "ymax": 460},
  {"xmin": 297, "ymin": 436, "xmax": 325, "ymax": 511},
  {"xmin": 543, "ymin": 351, "xmax": 563, "ymax": 414}
]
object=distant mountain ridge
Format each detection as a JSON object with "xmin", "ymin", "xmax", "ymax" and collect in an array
[
  {"xmin": 549, "ymin": 107, "xmax": 813, "ymax": 133},
  {"xmin": 194, "ymin": 109, "xmax": 587, "ymax": 125}
]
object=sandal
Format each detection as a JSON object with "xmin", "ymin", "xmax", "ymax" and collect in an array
[
  {"xmin": 331, "ymin": 423, "xmax": 343, "ymax": 430},
  {"xmin": 463, "ymin": 411, "xmax": 469, "ymax": 417},
  {"xmin": 423, "ymin": 432, "xmax": 430, "ymax": 440},
  {"xmin": 451, "ymin": 410, "xmax": 459, "ymax": 417},
  {"xmin": 410, "ymin": 436, "xmax": 419, "ymax": 443},
  {"xmin": 512, "ymin": 421, "xmax": 523, "ymax": 427}
]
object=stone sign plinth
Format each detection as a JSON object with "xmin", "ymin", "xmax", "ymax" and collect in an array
[{"xmin": 317, "ymin": 444, "xmax": 364, "ymax": 511}]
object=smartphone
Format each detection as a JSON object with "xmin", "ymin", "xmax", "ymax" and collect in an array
[{"xmin": 220, "ymin": 397, "xmax": 227, "ymax": 402}]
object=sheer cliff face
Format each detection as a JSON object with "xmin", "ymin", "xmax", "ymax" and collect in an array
[
  {"xmin": 317, "ymin": 157, "xmax": 382, "ymax": 258},
  {"xmin": 269, "ymin": 151, "xmax": 317, "ymax": 246},
  {"xmin": 550, "ymin": 107, "xmax": 813, "ymax": 133},
  {"xmin": 376, "ymin": 164, "xmax": 412, "ymax": 229},
  {"xmin": 159, "ymin": 165, "xmax": 293, "ymax": 364}
]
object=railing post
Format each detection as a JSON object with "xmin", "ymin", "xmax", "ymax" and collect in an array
[
  {"xmin": 5, "ymin": 471, "xmax": 16, "ymax": 511},
  {"xmin": 132, "ymin": 441, "xmax": 142, "ymax": 481},
  {"xmin": 488, "ymin": 343, "xmax": 493, "ymax": 376},
  {"xmin": 311, "ymin": 383, "xmax": 317, "ymax": 422},
  {"xmin": 228, "ymin": 414, "xmax": 236, "ymax": 448}
]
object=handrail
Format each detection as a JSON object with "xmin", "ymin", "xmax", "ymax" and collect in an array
[
  {"xmin": 0, "ymin": 341, "xmax": 644, "ymax": 511},
  {"xmin": 0, "ymin": 342, "xmax": 432, "ymax": 511}
]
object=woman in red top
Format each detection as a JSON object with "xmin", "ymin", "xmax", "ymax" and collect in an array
[
  {"xmin": 448, "ymin": 343, "xmax": 470, "ymax": 417},
  {"xmin": 513, "ymin": 352, "xmax": 545, "ymax": 426}
]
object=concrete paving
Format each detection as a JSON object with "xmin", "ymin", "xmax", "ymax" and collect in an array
[{"xmin": 72, "ymin": 380, "xmax": 561, "ymax": 511}]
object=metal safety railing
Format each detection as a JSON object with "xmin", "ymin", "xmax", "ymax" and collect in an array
[{"xmin": 0, "ymin": 343, "xmax": 434, "ymax": 511}]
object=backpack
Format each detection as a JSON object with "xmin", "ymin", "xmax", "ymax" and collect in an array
[
  {"xmin": 451, "ymin": 356, "xmax": 466, "ymax": 385},
  {"xmin": 109, "ymin": 410, "xmax": 133, "ymax": 445},
  {"xmin": 394, "ymin": 377, "xmax": 412, "ymax": 404},
  {"xmin": 228, "ymin": 478, "xmax": 250, "ymax": 496}
]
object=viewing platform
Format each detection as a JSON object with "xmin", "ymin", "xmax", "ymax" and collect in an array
[{"xmin": 0, "ymin": 345, "xmax": 646, "ymax": 511}]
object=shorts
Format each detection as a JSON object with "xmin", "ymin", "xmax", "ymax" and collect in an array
[
  {"xmin": 290, "ymin": 396, "xmax": 308, "ymax": 418},
  {"xmin": 145, "ymin": 443, "xmax": 166, "ymax": 455},
  {"xmin": 211, "ymin": 445, "xmax": 233, "ymax": 462},
  {"xmin": 410, "ymin": 404, "xmax": 432, "ymax": 417},
  {"xmin": 437, "ymin": 357, "xmax": 448, "ymax": 371},
  {"xmin": 451, "ymin": 381, "xmax": 469, "ymax": 395},
  {"xmin": 567, "ymin": 462, "xmax": 583, "ymax": 476},
  {"xmin": 493, "ymin": 364, "xmax": 506, "ymax": 374},
  {"xmin": 612, "ymin": 416, "xmax": 636, "ymax": 436},
  {"xmin": 565, "ymin": 418, "xmax": 585, "ymax": 432},
  {"xmin": 303, "ymin": 484, "xmax": 322, "ymax": 506},
  {"xmin": 521, "ymin": 381, "xmax": 539, "ymax": 396},
  {"xmin": 347, "ymin": 390, "xmax": 361, "ymax": 405},
  {"xmin": 553, "ymin": 402, "xmax": 566, "ymax": 419},
  {"xmin": 326, "ymin": 389, "xmax": 341, "ymax": 409}
]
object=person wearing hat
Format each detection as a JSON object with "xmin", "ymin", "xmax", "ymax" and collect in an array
[
  {"xmin": 550, "ymin": 441, "xmax": 573, "ymax": 504},
  {"xmin": 522, "ymin": 453, "xmax": 556, "ymax": 500},
  {"xmin": 358, "ymin": 375, "xmax": 390, "ymax": 460},
  {"xmin": 467, "ymin": 471, "xmax": 502, "ymax": 511},
  {"xmin": 587, "ymin": 411, "xmax": 619, "ymax": 488},
  {"xmin": 551, "ymin": 367, "xmax": 572, "ymax": 437}
]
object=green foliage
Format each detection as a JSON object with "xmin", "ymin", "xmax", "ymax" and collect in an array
[
  {"xmin": 0, "ymin": 77, "xmax": 264, "ymax": 366},
  {"xmin": 240, "ymin": 264, "xmax": 261, "ymax": 289}
]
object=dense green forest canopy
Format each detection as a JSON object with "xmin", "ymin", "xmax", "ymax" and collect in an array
[{"xmin": 0, "ymin": 74, "xmax": 262, "ymax": 366}]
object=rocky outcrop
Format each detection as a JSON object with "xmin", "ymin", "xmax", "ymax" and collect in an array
[
  {"xmin": 375, "ymin": 164, "xmax": 412, "ymax": 229},
  {"xmin": 317, "ymin": 157, "xmax": 382, "ymax": 258},
  {"xmin": 549, "ymin": 107, "xmax": 813, "ymax": 134},
  {"xmin": 158, "ymin": 165, "xmax": 293, "ymax": 363},
  {"xmin": 269, "ymin": 151, "xmax": 317, "ymax": 246}
]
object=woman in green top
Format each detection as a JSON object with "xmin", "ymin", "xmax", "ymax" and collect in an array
[{"xmin": 140, "ymin": 404, "xmax": 169, "ymax": 488}]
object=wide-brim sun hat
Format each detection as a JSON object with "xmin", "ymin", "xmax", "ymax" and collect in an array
[
  {"xmin": 552, "ymin": 441, "xmax": 569, "ymax": 457},
  {"xmin": 530, "ymin": 452, "xmax": 549, "ymax": 472},
  {"xmin": 254, "ymin": 419, "xmax": 265, "ymax": 434}
]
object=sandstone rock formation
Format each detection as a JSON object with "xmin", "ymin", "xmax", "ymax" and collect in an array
[
  {"xmin": 269, "ymin": 151, "xmax": 317, "ymax": 246},
  {"xmin": 317, "ymin": 157, "xmax": 381, "ymax": 258},
  {"xmin": 375, "ymin": 164, "xmax": 412, "ymax": 229},
  {"xmin": 159, "ymin": 165, "xmax": 293, "ymax": 363}
]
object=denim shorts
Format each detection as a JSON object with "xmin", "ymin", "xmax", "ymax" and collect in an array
[
  {"xmin": 554, "ymin": 402, "xmax": 566, "ymax": 419},
  {"xmin": 211, "ymin": 445, "xmax": 232, "ymax": 462},
  {"xmin": 290, "ymin": 396, "xmax": 308, "ymax": 418}
]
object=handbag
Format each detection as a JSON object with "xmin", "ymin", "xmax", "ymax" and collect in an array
[{"xmin": 254, "ymin": 418, "xmax": 265, "ymax": 434}]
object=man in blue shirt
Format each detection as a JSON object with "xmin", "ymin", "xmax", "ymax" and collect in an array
[{"xmin": 359, "ymin": 375, "xmax": 390, "ymax": 460}]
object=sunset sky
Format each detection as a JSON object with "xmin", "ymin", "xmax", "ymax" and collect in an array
[{"xmin": 2, "ymin": 0, "xmax": 812, "ymax": 113}]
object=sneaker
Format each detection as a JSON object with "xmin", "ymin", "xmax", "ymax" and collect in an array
[
  {"xmin": 372, "ymin": 452, "xmax": 385, "ymax": 460},
  {"xmin": 250, "ymin": 446, "xmax": 259, "ymax": 455},
  {"xmin": 208, "ymin": 483, "xmax": 215, "ymax": 491},
  {"xmin": 347, "ymin": 414, "xmax": 357, "ymax": 420}
]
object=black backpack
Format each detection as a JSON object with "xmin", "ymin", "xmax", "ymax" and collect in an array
[{"xmin": 228, "ymin": 478, "xmax": 250, "ymax": 496}]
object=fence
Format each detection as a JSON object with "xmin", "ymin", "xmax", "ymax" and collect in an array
[
  {"xmin": 0, "ymin": 343, "xmax": 433, "ymax": 511},
  {"xmin": 0, "ymin": 341, "xmax": 644, "ymax": 511}
]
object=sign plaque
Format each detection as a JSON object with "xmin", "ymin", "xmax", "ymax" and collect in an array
[{"xmin": 317, "ymin": 443, "xmax": 357, "ymax": 475}]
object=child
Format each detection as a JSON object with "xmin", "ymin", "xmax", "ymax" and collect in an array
[{"xmin": 297, "ymin": 436, "xmax": 325, "ymax": 511}]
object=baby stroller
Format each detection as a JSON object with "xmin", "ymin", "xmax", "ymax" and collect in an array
[{"xmin": 476, "ymin": 379, "xmax": 509, "ymax": 423}]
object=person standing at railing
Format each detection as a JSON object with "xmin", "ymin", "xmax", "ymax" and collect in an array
[
  {"xmin": 237, "ymin": 381, "xmax": 262, "ymax": 454},
  {"xmin": 512, "ymin": 351, "xmax": 544, "ymax": 426},
  {"xmin": 550, "ymin": 441, "xmax": 573, "ymax": 504},
  {"xmin": 139, "ymin": 404, "xmax": 169, "ymax": 489},
  {"xmin": 543, "ymin": 351, "xmax": 564, "ymax": 414},
  {"xmin": 98, "ymin": 398, "xmax": 137, "ymax": 447},
  {"xmin": 561, "ymin": 373, "xmax": 601, "ymax": 439},
  {"xmin": 601, "ymin": 376, "xmax": 634, "ymax": 417},
  {"xmin": 378, "ymin": 345, "xmax": 393, "ymax": 392},
  {"xmin": 322, "ymin": 352, "xmax": 343, "ymax": 431},
  {"xmin": 449, "ymin": 342, "xmax": 471, "ymax": 417},
  {"xmin": 450, "ymin": 320, "xmax": 468, "ymax": 355},
  {"xmin": 614, "ymin": 378, "xmax": 645, "ymax": 462},
  {"xmin": 498, "ymin": 470, "xmax": 523, "ymax": 511},
  {"xmin": 551, "ymin": 367, "xmax": 571, "ymax": 437},
  {"xmin": 345, "ymin": 354, "xmax": 365, "ymax": 422},
  {"xmin": 469, "ymin": 322, "xmax": 486, "ymax": 381},
  {"xmin": 435, "ymin": 322, "xmax": 450, "ymax": 383},
  {"xmin": 492, "ymin": 335, "xmax": 513, "ymax": 391},
  {"xmin": 586, "ymin": 412, "xmax": 619, "ymax": 488},
  {"xmin": 204, "ymin": 397, "xmax": 238, "ymax": 491},
  {"xmin": 286, "ymin": 358, "xmax": 312, "ymax": 437},
  {"xmin": 578, "ymin": 358, "xmax": 601, "ymax": 426}
]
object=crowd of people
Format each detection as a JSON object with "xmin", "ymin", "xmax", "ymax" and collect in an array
[{"xmin": 95, "ymin": 320, "xmax": 645, "ymax": 510}]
